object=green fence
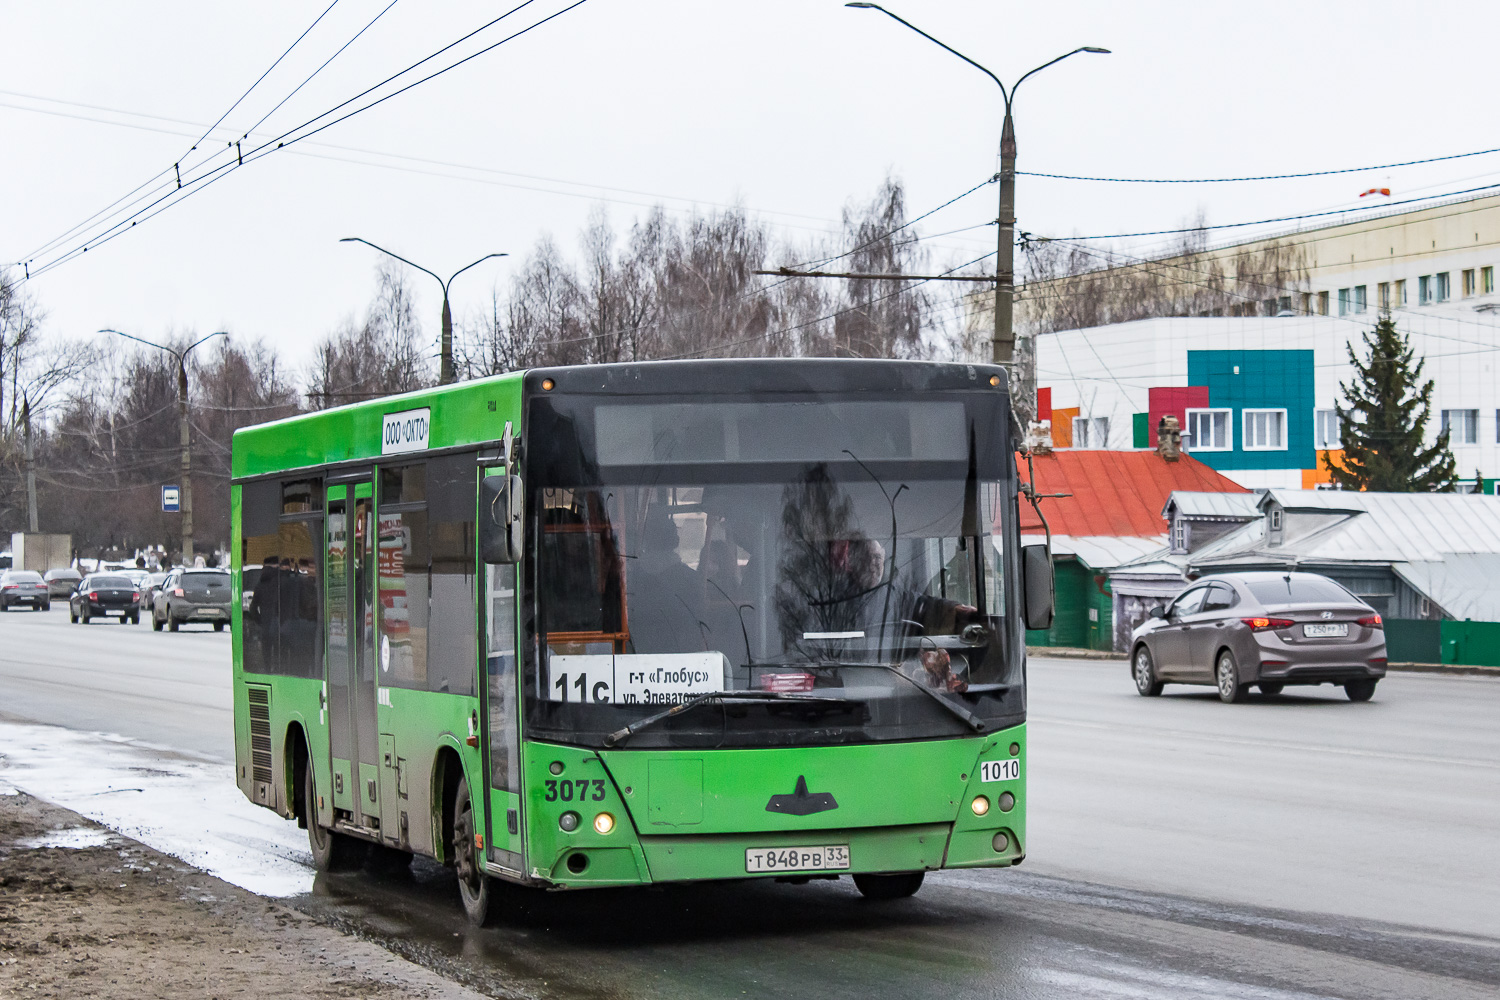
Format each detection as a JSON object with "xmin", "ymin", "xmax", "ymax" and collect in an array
[
  {"xmin": 1386, "ymin": 618, "xmax": 1500, "ymax": 666},
  {"xmin": 1027, "ymin": 559, "xmax": 1114, "ymax": 652}
]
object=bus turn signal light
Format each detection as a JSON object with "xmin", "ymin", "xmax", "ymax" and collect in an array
[
  {"xmin": 1241, "ymin": 617, "xmax": 1294, "ymax": 631},
  {"xmin": 971, "ymin": 795, "xmax": 990, "ymax": 816},
  {"xmin": 1358, "ymin": 614, "xmax": 1383, "ymax": 628},
  {"xmin": 593, "ymin": 812, "xmax": 615, "ymax": 835}
]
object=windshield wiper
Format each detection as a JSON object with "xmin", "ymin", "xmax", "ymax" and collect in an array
[
  {"xmin": 787, "ymin": 660, "xmax": 993, "ymax": 734},
  {"xmin": 602, "ymin": 690, "xmax": 862, "ymax": 747}
]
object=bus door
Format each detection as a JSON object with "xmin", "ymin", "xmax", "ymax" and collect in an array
[
  {"xmin": 483, "ymin": 458, "xmax": 524, "ymax": 875},
  {"xmin": 326, "ymin": 478, "xmax": 382, "ymax": 831}
]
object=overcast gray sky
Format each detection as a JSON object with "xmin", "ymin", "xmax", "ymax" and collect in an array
[{"xmin": 4, "ymin": 1, "xmax": 1498, "ymax": 368}]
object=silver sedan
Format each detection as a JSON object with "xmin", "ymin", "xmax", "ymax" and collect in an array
[{"xmin": 1129, "ymin": 571, "xmax": 1388, "ymax": 703}]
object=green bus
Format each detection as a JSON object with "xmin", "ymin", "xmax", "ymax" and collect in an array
[{"xmin": 231, "ymin": 358, "xmax": 1051, "ymax": 924}]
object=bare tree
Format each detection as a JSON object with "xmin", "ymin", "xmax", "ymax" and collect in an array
[
  {"xmin": 308, "ymin": 263, "xmax": 433, "ymax": 407},
  {"xmin": 1014, "ymin": 216, "xmax": 1310, "ymax": 336}
]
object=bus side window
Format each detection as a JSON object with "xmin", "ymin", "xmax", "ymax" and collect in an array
[
  {"xmin": 378, "ymin": 464, "xmax": 429, "ymax": 690},
  {"xmin": 487, "ymin": 563, "xmax": 518, "ymax": 792},
  {"xmin": 279, "ymin": 479, "xmax": 324, "ymax": 679},
  {"xmin": 241, "ymin": 480, "xmax": 281, "ymax": 675},
  {"xmin": 428, "ymin": 454, "xmax": 477, "ymax": 697}
]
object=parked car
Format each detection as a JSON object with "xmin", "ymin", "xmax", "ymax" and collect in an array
[
  {"xmin": 1129, "ymin": 571, "xmax": 1387, "ymax": 703},
  {"xmin": 69, "ymin": 573, "xmax": 142, "ymax": 624},
  {"xmin": 153, "ymin": 568, "xmax": 233, "ymax": 632},
  {"xmin": 138, "ymin": 571, "xmax": 170, "ymax": 610},
  {"xmin": 43, "ymin": 567, "xmax": 83, "ymax": 599},
  {"xmin": 0, "ymin": 570, "xmax": 51, "ymax": 611}
]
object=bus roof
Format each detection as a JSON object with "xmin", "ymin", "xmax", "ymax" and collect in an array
[
  {"xmin": 231, "ymin": 358, "xmax": 1007, "ymax": 481},
  {"xmin": 231, "ymin": 370, "xmax": 524, "ymax": 480}
]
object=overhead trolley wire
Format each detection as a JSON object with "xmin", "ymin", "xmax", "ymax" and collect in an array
[
  {"xmin": 187, "ymin": 0, "xmax": 343, "ymax": 155},
  {"xmin": 1049, "ymin": 182, "xmax": 1500, "ymax": 242},
  {"xmin": 24, "ymin": 0, "xmax": 590, "ymax": 279},
  {"xmin": 1020, "ymin": 146, "xmax": 1500, "ymax": 184},
  {"xmin": 785, "ymin": 173, "xmax": 999, "ymax": 271},
  {"xmin": 18, "ymin": 1, "xmax": 346, "ymax": 268},
  {"xmin": 237, "ymin": 0, "xmax": 403, "ymax": 142},
  {"xmin": 21, "ymin": 0, "xmax": 552, "ymax": 274}
]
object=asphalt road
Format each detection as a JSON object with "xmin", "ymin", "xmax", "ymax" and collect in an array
[{"xmin": 1, "ymin": 605, "xmax": 1496, "ymax": 998}]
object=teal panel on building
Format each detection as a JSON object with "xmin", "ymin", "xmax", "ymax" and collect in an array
[
  {"xmin": 1185, "ymin": 350, "xmax": 1315, "ymax": 471},
  {"xmin": 1132, "ymin": 412, "xmax": 1149, "ymax": 449}
]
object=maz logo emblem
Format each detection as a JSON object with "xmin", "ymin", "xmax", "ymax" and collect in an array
[
  {"xmin": 1321, "ymin": 611, "xmax": 1335, "ymax": 619},
  {"xmin": 765, "ymin": 776, "xmax": 838, "ymax": 816}
]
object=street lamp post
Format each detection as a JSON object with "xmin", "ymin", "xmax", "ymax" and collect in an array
[
  {"xmin": 340, "ymin": 238, "xmax": 508, "ymax": 385},
  {"xmin": 846, "ymin": 3, "xmax": 1107, "ymax": 426},
  {"xmin": 101, "ymin": 328, "xmax": 227, "ymax": 567}
]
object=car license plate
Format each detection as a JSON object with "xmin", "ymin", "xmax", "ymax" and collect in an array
[
  {"xmin": 1303, "ymin": 623, "xmax": 1348, "ymax": 638},
  {"xmin": 745, "ymin": 844, "xmax": 850, "ymax": 873}
]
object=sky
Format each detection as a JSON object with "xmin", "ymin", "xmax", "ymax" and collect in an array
[{"xmin": 4, "ymin": 0, "xmax": 1500, "ymax": 372}]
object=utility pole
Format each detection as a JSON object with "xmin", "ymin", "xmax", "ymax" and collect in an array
[
  {"xmin": 339, "ymin": 238, "xmax": 508, "ymax": 385},
  {"xmin": 101, "ymin": 329, "xmax": 227, "ymax": 567},
  {"xmin": 845, "ymin": 3, "xmax": 1108, "ymax": 427},
  {"xmin": 22, "ymin": 394, "xmax": 37, "ymax": 533}
]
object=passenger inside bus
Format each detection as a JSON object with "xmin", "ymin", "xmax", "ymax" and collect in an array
[{"xmin": 624, "ymin": 514, "xmax": 703, "ymax": 654}]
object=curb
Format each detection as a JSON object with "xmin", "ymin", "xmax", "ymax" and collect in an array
[
  {"xmin": 1386, "ymin": 661, "xmax": 1500, "ymax": 677},
  {"xmin": 1027, "ymin": 647, "xmax": 1125, "ymax": 661}
]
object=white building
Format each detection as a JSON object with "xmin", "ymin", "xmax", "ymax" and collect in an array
[{"xmin": 1033, "ymin": 295, "xmax": 1500, "ymax": 489}]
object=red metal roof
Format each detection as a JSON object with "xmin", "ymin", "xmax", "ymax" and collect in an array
[{"xmin": 1017, "ymin": 450, "xmax": 1248, "ymax": 537}]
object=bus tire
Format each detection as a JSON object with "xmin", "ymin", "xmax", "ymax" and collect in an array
[
  {"xmin": 305, "ymin": 764, "xmax": 365, "ymax": 872},
  {"xmin": 853, "ymin": 871, "xmax": 925, "ymax": 900},
  {"xmin": 453, "ymin": 775, "xmax": 493, "ymax": 926}
]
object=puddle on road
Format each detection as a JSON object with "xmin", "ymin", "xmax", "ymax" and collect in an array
[{"xmin": 0, "ymin": 720, "xmax": 313, "ymax": 897}]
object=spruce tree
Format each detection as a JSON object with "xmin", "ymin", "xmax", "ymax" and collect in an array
[{"xmin": 1330, "ymin": 315, "xmax": 1456, "ymax": 492}]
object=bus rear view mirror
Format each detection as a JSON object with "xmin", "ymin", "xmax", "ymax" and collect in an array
[
  {"xmin": 1022, "ymin": 544, "xmax": 1054, "ymax": 631},
  {"xmin": 480, "ymin": 474, "xmax": 524, "ymax": 564}
]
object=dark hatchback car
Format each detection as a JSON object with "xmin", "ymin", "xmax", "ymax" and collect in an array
[
  {"xmin": 1130, "ymin": 571, "xmax": 1387, "ymax": 703},
  {"xmin": 70, "ymin": 573, "xmax": 142, "ymax": 624},
  {"xmin": 0, "ymin": 570, "xmax": 51, "ymax": 611},
  {"xmin": 153, "ymin": 568, "xmax": 232, "ymax": 631}
]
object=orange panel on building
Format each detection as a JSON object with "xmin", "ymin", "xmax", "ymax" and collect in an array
[
  {"xmin": 1302, "ymin": 449, "xmax": 1348, "ymax": 488},
  {"xmin": 1051, "ymin": 406, "xmax": 1079, "ymax": 448}
]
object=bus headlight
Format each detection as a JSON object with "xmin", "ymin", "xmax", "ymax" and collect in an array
[
  {"xmin": 970, "ymin": 795, "xmax": 990, "ymax": 816},
  {"xmin": 593, "ymin": 812, "xmax": 615, "ymax": 835},
  {"xmin": 559, "ymin": 811, "xmax": 580, "ymax": 832}
]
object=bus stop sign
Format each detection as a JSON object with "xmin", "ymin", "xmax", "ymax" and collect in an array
[{"xmin": 162, "ymin": 485, "xmax": 181, "ymax": 513}]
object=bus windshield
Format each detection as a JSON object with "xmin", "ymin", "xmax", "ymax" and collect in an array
[{"xmin": 524, "ymin": 391, "xmax": 1022, "ymax": 749}]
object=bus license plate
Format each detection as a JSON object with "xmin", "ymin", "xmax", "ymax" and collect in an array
[
  {"xmin": 1303, "ymin": 623, "xmax": 1348, "ymax": 638},
  {"xmin": 745, "ymin": 845, "xmax": 850, "ymax": 873}
]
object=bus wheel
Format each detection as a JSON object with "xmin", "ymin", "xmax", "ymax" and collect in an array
[
  {"xmin": 454, "ymin": 775, "xmax": 493, "ymax": 926},
  {"xmin": 853, "ymin": 872, "xmax": 925, "ymax": 900},
  {"xmin": 305, "ymin": 764, "xmax": 365, "ymax": 872}
]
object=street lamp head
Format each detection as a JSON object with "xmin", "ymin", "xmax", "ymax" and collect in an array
[
  {"xmin": 844, "ymin": 3, "xmax": 881, "ymax": 7},
  {"xmin": 1082, "ymin": 46, "xmax": 1111, "ymax": 54}
]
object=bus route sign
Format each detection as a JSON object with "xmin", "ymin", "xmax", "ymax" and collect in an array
[{"xmin": 161, "ymin": 485, "xmax": 180, "ymax": 512}]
